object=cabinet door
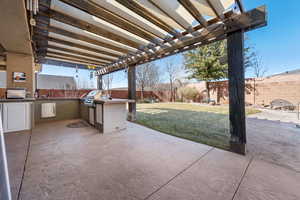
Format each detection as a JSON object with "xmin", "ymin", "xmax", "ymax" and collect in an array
[
  {"xmin": 89, "ymin": 108, "xmax": 94, "ymax": 125},
  {"xmin": 3, "ymin": 103, "xmax": 30, "ymax": 133}
]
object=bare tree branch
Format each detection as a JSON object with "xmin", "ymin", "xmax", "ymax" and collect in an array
[
  {"xmin": 136, "ymin": 62, "xmax": 161, "ymax": 100},
  {"xmin": 165, "ymin": 61, "xmax": 182, "ymax": 101},
  {"xmin": 251, "ymin": 51, "xmax": 268, "ymax": 78}
]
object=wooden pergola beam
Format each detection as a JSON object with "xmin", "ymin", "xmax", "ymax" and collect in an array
[
  {"xmin": 236, "ymin": 0, "xmax": 245, "ymax": 13},
  {"xmin": 97, "ymin": 6, "xmax": 267, "ymax": 75},
  {"xmin": 115, "ymin": 0, "xmax": 178, "ymax": 36},
  {"xmin": 59, "ymin": 0, "xmax": 163, "ymax": 42},
  {"xmin": 40, "ymin": 9, "xmax": 143, "ymax": 49},
  {"xmin": 40, "ymin": 58, "xmax": 91, "ymax": 69},
  {"xmin": 46, "ymin": 45, "xmax": 116, "ymax": 62},
  {"xmin": 178, "ymin": 0, "xmax": 208, "ymax": 27},
  {"xmin": 33, "ymin": 34, "xmax": 120, "ymax": 58},
  {"xmin": 224, "ymin": 6, "xmax": 267, "ymax": 33},
  {"xmin": 148, "ymin": 0, "xmax": 187, "ymax": 29},
  {"xmin": 97, "ymin": 11, "xmax": 236, "ymax": 73},
  {"xmin": 42, "ymin": 55, "xmax": 101, "ymax": 67},
  {"xmin": 45, "ymin": 51, "xmax": 108, "ymax": 65},
  {"xmin": 206, "ymin": 0, "xmax": 225, "ymax": 19},
  {"xmin": 35, "ymin": 23, "xmax": 132, "ymax": 54},
  {"xmin": 97, "ymin": 33, "xmax": 226, "ymax": 76}
]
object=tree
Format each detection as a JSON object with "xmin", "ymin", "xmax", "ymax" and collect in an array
[
  {"xmin": 103, "ymin": 74, "xmax": 113, "ymax": 95},
  {"xmin": 166, "ymin": 61, "xmax": 182, "ymax": 102},
  {"xmin": 177, "ymin": 87, "xmax": 198, "ymax": 102},
  {"xmin": 136, "ymin": 62, "xmax": 160, "ymax": 101},
  {"xmin": 183, "ymin": 40, "xmax": 227, "ymax": 101},
  {"xmin": 250, "ymin": 51, "xmax": 268, "ymax": 78}
]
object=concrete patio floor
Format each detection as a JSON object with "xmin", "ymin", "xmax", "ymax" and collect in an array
[{"xmin": 5, "ymin": 119, "xmax": 300, "ymax": 200}]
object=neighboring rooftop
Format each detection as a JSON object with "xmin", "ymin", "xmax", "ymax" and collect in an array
[
  {"xmin": 269, "ymin": 68, "xmax": 300, "ymax": 77},
  {"xmin": 37, "ymin": 74, "xmax": 76, "ymax": 89}
]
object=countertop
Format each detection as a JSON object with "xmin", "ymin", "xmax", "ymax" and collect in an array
[
  {"xmin": 94, "ymin": 98, "xmax": 135, "ymax": 104},
  {"xmin": 36, "ymin": 97, "xmax": 80, "ymax": 101},
  {"xmin": 0, "ymin": 97, "xmax": 81, "ymax": 102},
  {"xmin": 0, "ymin": 98, "xmax": 135, "ymax": 103},
  {"xmin": 0, "ymin": 98, "xmax": 36, "ymax": 102}
]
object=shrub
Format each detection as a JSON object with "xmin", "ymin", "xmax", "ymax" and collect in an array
[
  {"xmin": 177, "ymin": 87, "xmax": 199, "ymax": 101},
  {"xmin": 139, "ymin": 98, "xmax": 156, "ymax": 103}
]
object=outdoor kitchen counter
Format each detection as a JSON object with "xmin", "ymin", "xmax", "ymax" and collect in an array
[
  {"xmin": 0, "ymin": 98, "xmax": 81, "ymax": 102},
  {"xmin": 93, "ymin": 98, "xmax": 134, "ymax": 134},
  {"xmin": 94, "ymin": 98, "xmax": 135, "ymax": 104},
  {"xmin": 0, "ymin": 98, "xmax": 35, "ymax": 102},
  {"xmin": 36, "ymin": 97, "xmax": 81, "ymax": 101}
]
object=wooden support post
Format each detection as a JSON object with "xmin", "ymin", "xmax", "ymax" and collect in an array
[
  {"xmin": 227, "ymin": 30, "xmax": 246, "ymax": 155},
  {"xmin": 128, "ymin": 66, "xmax": 136, "ymax": 121},
  {"xmin": 97, "ymin": 75, "xmax": 103, "ymax": 90}
]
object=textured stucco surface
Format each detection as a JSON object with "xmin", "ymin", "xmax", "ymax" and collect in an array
[
  {"xmin": 0, "ymin": 0, "xmax": 32, "ymax": 54},
  {"xmin": 6, "ymin": 52, "xmax": 34, "ymax": 97},
  {"xmin": 34, "ymin": 100, "xmax": 80, "ymax": 124}
]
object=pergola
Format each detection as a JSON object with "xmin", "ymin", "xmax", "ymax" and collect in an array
[{"xmin": 31, "ymin": 0, "xmax": 267, "ymax": 154}]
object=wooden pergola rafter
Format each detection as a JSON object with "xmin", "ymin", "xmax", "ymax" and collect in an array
[
  {"xmin": 30, "ymin": 0, "xmax": 267, "ymax": 154},
  {"xmin": 32, "ymin": 0, "xmax": 266, "ymax": 73}
]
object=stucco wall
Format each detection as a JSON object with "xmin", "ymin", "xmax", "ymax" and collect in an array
[
  {"xmin": 6, "ymin": 52, "xmax": 34, "ymax": 97},
  {"xmin": 34, "ymin": 99, "xmax": 80, "ymax": 124},
  {"xmin": 205, "ymin": 75, "xmax": 300, "ymax": 106},
  {"xmin": 146, "ymin": 74, "xmax": 300, "ymax": 106},
  {"xmin": 244, "ymin": 78, "xmax": 300, "ymax": 105}
]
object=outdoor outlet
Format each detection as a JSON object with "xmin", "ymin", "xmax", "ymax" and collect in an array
[{"xmin": 30, "ymin": 18, "xmax": 36, "ymax": 26}]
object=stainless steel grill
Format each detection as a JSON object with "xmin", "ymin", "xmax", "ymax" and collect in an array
[{"xmin": 83, "ymin": 90, "xmax": 102, "ymax": 107}]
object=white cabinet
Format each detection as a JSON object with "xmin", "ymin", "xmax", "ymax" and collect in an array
[
  {"xmin": 96, "ymin": 103, "xmax": 127, "ymax": 133},
  {"xmin": 89, "ymin": 107, "xmax": 95, "ymax": 125},
  {"xmin": 2, "ymin": 102, "xmax": 31, "ymax": 133}
]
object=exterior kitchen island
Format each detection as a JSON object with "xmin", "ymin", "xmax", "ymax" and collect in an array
[{"xmin": 94, "ymin": 98, "xmax": 135, "ymax": 134}]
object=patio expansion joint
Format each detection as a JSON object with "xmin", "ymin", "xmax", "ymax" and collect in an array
[
  {"xmin": 143, "ymin": 147, "xmax": 215, "ymax": 200},
  {"xmin": 17, "ymin": 130, "xmax": 33, "ymax": 200},
  {"xmin": 231, "ymin": 155, "xmax": 254, "ymax": 200}
]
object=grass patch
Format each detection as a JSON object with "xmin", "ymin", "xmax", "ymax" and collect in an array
[{"xmin": 136, "ymin": 103, "xmax": 260, "ymax": 150}]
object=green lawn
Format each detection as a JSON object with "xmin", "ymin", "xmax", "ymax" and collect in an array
[{"xmin": 136, "ymin": 103, "xmax": 260, "ymax": 150}]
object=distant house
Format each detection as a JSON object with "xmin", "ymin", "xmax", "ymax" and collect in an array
[{"xmin": 37, "ymin": 74, "xmax": 76, "ymax": 89}]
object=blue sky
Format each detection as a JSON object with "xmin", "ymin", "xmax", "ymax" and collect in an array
[
  {"xmin": 244, "ymin": 0, "xmax": 300, "ymax": 75},
  {"xmin": 41, "ymin": 0, "xmax": 300, "ymax": 88}
]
